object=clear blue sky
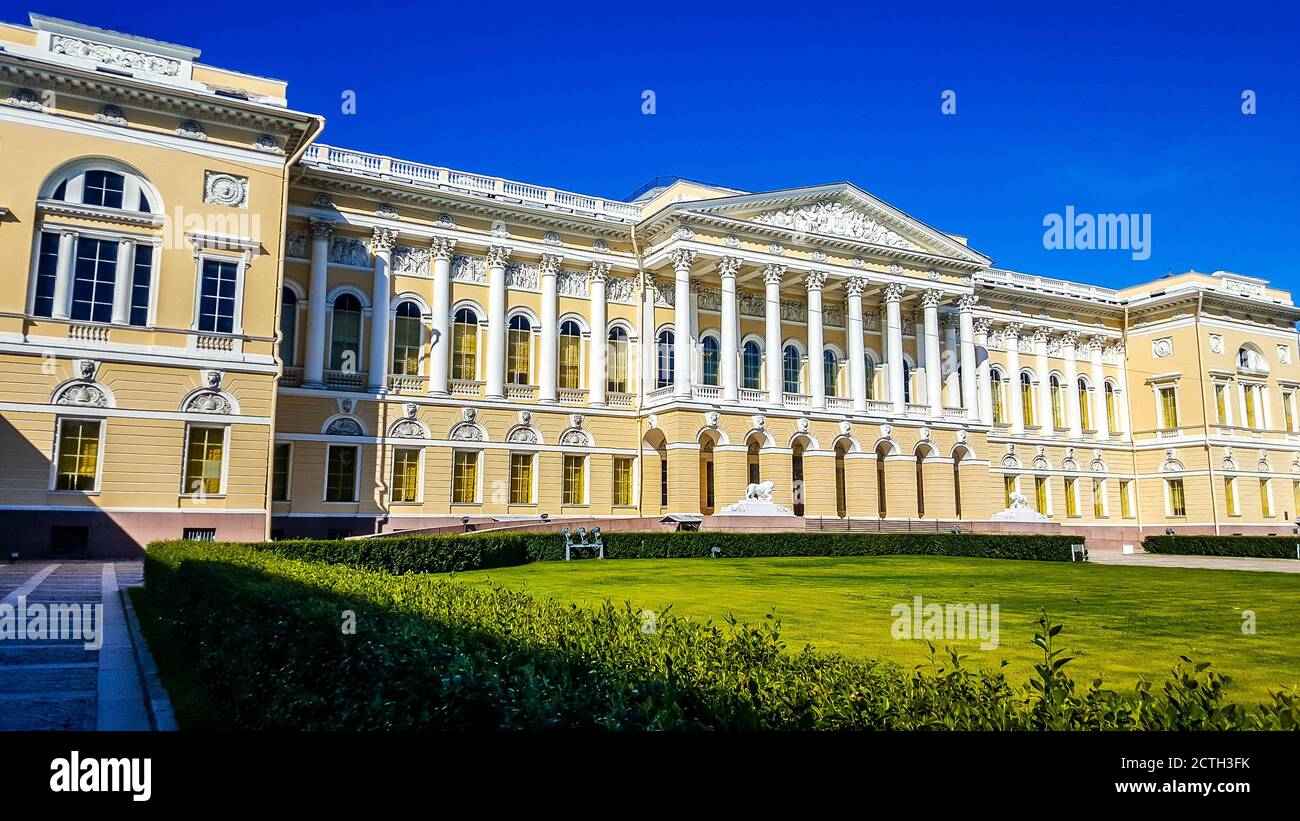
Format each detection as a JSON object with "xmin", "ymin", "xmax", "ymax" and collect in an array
[{"xmin": 22, "ymin": 0, "xmax": 1300, "ymax": 290}]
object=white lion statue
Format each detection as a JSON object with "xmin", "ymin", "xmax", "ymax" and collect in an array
[
  {"xmin": 1008, "ymin": 492, "xmax": 1029, "ymax": 510},
  {"xmin": 745, "ymin": 481, "xmax": 775, "ymax": 503}
]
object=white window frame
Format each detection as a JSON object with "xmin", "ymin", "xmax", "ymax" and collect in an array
[
  {"xmin": 1164, "ymin": 477, "xmax": 1187, "ymax": 518},
  {"xmin": 611, "ymin": 454, "xmax": 639, "ymax": 508},
  {"xmin": 507, "ymin": 450, "xmax": 539, "ymax": 506},
  {"xmin": 389, "ymin": 445, "xmax": 425, "ymax": 505},
  {"xmin": 450, "ymin": 448, "xmax": 483, "ymax": 505},
  {"xmin": 1260, "ymin": 477, "xmax": 1275, "ymax": 517},
  {"xmin": 322, "ymin": 443, "xmax": 362, "ymax": 504},
  {"xmin": 49, "ymin": 414, "xmax": 107, "ymax": 494},
  {"xmin": 180, "ymin": 423, "xmax": 231, "ymax": 498},
  {"xmin": 1092, "ymin": 477, "xmax": 1108, "ymax": 518},
  {"xmin": 562, "ymin": 452, "xmax": 590, "ymax": 507},
  {"xmin": 271, "ymin": 441, "xmax": 294, "ymax": 503},
  {"xmin": 1224, "ymin": 475, "xmax": 1240, "ymax": 517},
  {"xmin": 191, "ymin": 251, "xmax": 249, "ymax": 336}
]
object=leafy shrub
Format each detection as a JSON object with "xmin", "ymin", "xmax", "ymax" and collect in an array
[
  {"xmin": 1143, "ymin": 535, "xmax": 1300, "ymax": 560},
  {"xmin": 140, "ymin": 541, "xmax": 1298, "ymax": 731}
]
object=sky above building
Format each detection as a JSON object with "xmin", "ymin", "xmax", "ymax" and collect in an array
[{"xmin": 22, "ymin": 0, "xmax": 1300, "ymax": 291}]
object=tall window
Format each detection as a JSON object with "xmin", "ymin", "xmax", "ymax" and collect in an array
[
  {"xmin": 1105, "ymin": 382, "xmax": 1119, "ymax": 433},
  {"xmin": 1064, "ymin": 477, "xmax": 1078, "ymax": 516},
  {"xmin": 1021, "ymin": 373, "xmax": 1035, "ymax": 426},
  {"xmin": 1158, "ymin": 386, "xmax": 1179, "ymax": 430},
  {"xmin": 330, "ymin": 294, "xmax": 362, "ymax": 371},
  {"xmin": 54, "ymin": 419, "xmax": 101, "ymax": 491},
  {"xmin": 391, "ymin": 302, "xmax": 422, "ymax": 376},
  {"xmin": 391, "ymin": 448, "xmax": 421, "ymax": 503},
  {"xmin": 864, "ymin": 357, "xmax": 876, "ymax": 400},
  {"xmin": 902, "ymin": 361, "xmax": 912, "ymax": 404},
  {"xmin": 834, "ymin": 445, "xmax": 848, "ymax": 518},
  {"xmin": 1004, "ymin": 475, "xmax": 1017, "ymax": 508},
  {"xmin": 507, "ymin": 315, "xmax": 532, "ymax": 384},
  {"xmin": 702, "ymin": 336, "xmax": 720, "ymax": 387},
  {"xmin": 659, "ymin": 453, "xmax": 669, "ymax": 507},
  {"xmin": 1077, "ymin": 378, "xmax": 1091, "ymax": 429},
  {"xmin": 509, "ymin": 453, "xmax": 533, "ymax": 504},
  {"xmin": 563, "ymin": 455, "xmax": 586, "ymax": 505},
  {"xmin": 742, "ymin": 341, "xmax": 762, "ymax": 389},
  {"xmin": 129, "ymin": 244, "xmax": 153, "ymax": 327},
  {"xmin": 451, "ymin": 308, "xmax": 478, "ymax": 381},
  {"xmin": 1225, "ymin": 477, "xmax": 1238, "ymax": 516},
  {"xmin": 746, "ymin": 440, "xmax": 761, "ymax": 487},
  {"xmin": 1283, "ymin": 391, "xmax": 1295, "ymax": 432},
  {"xmin": 656, "ymin": 330, "xmax": 674, "ymax": 389},
  {"xmin": 559, "ymin": 321, "xmax": 582, "ymax": 389},
  {"xmin": 823, "ymin": 350, "xmax": 839, "ymax": 397},
  {"xmin": 184, "ymin": 426, "xmax": 225, "ymax": 496},
  {"xmin": 782, "ymin": 346, "xmax": 800, "ymax": 394},
  {"xmin": 1243, "ymin": 384, "xmax": 1259, "ymax": 428},
  {"xmin": 197, "ymin": 258, "xmax": 238, "ymax": 334},
  {"xmin": 1260, "ymin": 479, "xmax": 1273, "ymax": 517},
  {"xmin": 279, "ymin": 288, "xmax": 298, "ymax": 367},
  {"xmin": 1119, "ymin": 479, "xmax": 1133, "ymax": 517},
  {"xmin": 607, "ymin": 326, "xmax": 629, "ymax": 393},
  {"xmin": 1215, "ymin": 384, "xmax": 1229, "ymax": 424},
  {"xmin": 1167, "ymin": 478, "xmax": 1186, "ymax": 517},
  {"xmin": 990, "ymin": 369, "xmax": 1005, "ymax": 423},
  {"xmin": 71, "ymin": 238, "xmax": 118, "ymax": 323},
  {"xmin": 271, "ymin": 443, "xmax": 291, "ymax": 501},
  {"xmin": 1050, "ymin": 375, "xmax": 1065, "ymax": 428},
  {"xmin": 1034, "ymin": 476, "xmax": 1048, "ymax": 514},
  {"xmin": 32, "ymin": 232, "xmax": 61, "ymax": 317},
  {"xmin": 325, "ymin": 445, "xmax": 358, "ymax": 503},
  {"xmin": 1092, "ymin": 479, "xmax": 1106, "ymax": 517},
  {"xmin": 451, "ymin": 451, "xmax": 478, "ymax": 503},
  {"xmin": 612, "ymin": 457, "xmax": 634, "ymax": 506}
]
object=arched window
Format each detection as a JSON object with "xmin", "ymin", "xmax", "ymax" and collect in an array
[
  {"xmin": 451, "ymin": 307, "xmax": 478, "ymax": 381},
  {"xmin": 823, "ymin": 350, "xmax": 839, "ymax": 397},
  {"xmin": 834, "ymin": 442, "xmax": 849, "ymax": 518},
  {"xmin": 915, "ymin": 448, "xmax": 927, "ymax": 518},
  {"xmin": 280, "ymin": 287, "xmax": 298, "ymax": 367},
  {"xmin": 864, "ymin": 356, "xmax": 877, "ymax": 400},
  {"xmin": 742, "ymin": 341, "xmax": 762, "ymax": 389},
  {"xmin": 699, "ymin": 438, "xmax": 715, "ymax": 514},
  {"xmin": 876, "ymin": 443, "xmax": 890, "ymax": 517},
  {"xmin": 782, "ymin": 345, "xmax": 801, "ymax": 394},
  {"xmin": 391, "ymin": 302, "xmax": 422, "ymax": 376},
  {"xmin": 702, "ymin": 336, "xmax": 720, "ymax": 387},
  {"xmin": 1104, "ymin": 382, "xmax": 1119, "ymax": 433},
  {"xmin": 1020, "ymin": 372, "xmax": 1035, "ymax": 426},
  {"xmin": 329, "ymin": 294, "xmax": 362, "ymax": 371},
  {"xmin": 559, "ymin": 320, "xmax": 582, "ymax": 390},
  {"xmin": 746, "ymin": 437, "xmax": 762, "ymax": 486},
  {"xmin": 1077, "ymin": 377, "xmax": 1092, "ymax": 430},
  {"xmin": 990, "ymin": 367, "xmax": 1005, "ymax": 423},
  {"xmin": 656, "ymin": 330, "xmax": 675, "ymax": 389},
  {"xmin": 507, "ymin": 315, "xmax": 531, "ymax": 385},
  {"xmin": 1237, "ymin": 345, "xmax": 1267, "ymax": 372},
  {"xmin": 952, "ymin": 446, "xmax": 966, "ymax": 519},
  {"xmin": 1050, "ymin": 374, "xmax": 1065, "ymax": 428},
  {"xmin": 791, "ymin": 440, "xmax": 805, "ymax": 516},
  {"xmin": 902, "ymin": 361, "xmax": 912, "ymax": 404},
  {"xmin": 607, "ymin": 326, "xmax": 629, "ymax": 393}
]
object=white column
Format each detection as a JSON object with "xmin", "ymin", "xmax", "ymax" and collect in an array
[
  {"xmin": 537, "ymin": 253, "xmax": 561, "ymax": 403},
  {"xmin": 944, "ymin": 314, "xmax": 961, "ymax": 408},
  {"xmin": 1063, "ymin": 331, "xmax": 1081, "ymax": 438},
  {"xmin": 885, "ymin": 283, "xmax": 906, "ymax": 414},
  {"xmin": 642, "ymin": 275, "xmax": 657, "ymax": 393},
  {"xmin": 974, "ymin": 316, "xmax": 992, "ymax": 424},
  {"xmin": 1089, "ymin": 337, "xmax": 1105, "ymax": 436},
  {"xmin": 922, "ymin": 290, "xmax": 942, "ymax": 417},
  {"xmin": 671, "ymin": 249, "xmax": 695, "ymax": 399},
  {"xmin": 588, "ymin": 260, "xmax": 611, "ymax": 406},
  {"xmin": 1034, "ymin": 327, "xmax": 1051, "ymax": 433},
  {"xmin": 1005, "ymin": 323, "xmax": 1024, "ymax": 435},
  {"xmin": 110, "ymin": 240, "xmax": 134, "ymax": 325},
  {"xmin": 805, "ymin": 271, "xmax": 827, "ymax": 409},
  {"xmin": 846, "ymin": 277, "xmax": 868, "ymax": 412},
  {"xmin": 367, "ymin": 227, "xmax": 397, "ymax": 392},
  {"xmin": 913, "ymin": 307, "xmax": 928, "ymax": 405},
  {"xmin": 52, "ymin": 230, "xmax": 76, "ymax": 320},
  {"xmin": 959, "ymin": 296, "xmax": 978, "ymax": 421},
  {"xmin": 763, "ymin": 263, "xmax": 786, "ymax": 405},
  {"xmin": 719, "ymin": 257, "xmax": 741, "ymax": 403},
  {"xmin": 484, "ymin": 245, "xmax": 510, "ymax": 399},
  {"xmin": 302, "ymin": 221, "xmax": 333, "ymax": 387},
  {"xmin": 428, "ymin": 237, "xmax": 455, "ymax": 396}
]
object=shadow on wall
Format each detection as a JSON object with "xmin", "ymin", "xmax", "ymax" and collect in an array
[{"xmin": 0, "ymin": 414, "xmax": 135, "ymax": 559}]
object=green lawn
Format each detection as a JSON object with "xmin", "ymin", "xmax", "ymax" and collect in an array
[{"xmin": 451, "ymin": 555, "xmax": 1300, "ymax": 704}]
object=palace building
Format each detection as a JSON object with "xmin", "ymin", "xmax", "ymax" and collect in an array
[{"xmin": 3, "ymin": 14, "xmax": 1299, "ymax": 556}]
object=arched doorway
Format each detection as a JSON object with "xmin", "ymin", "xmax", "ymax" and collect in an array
[
  {"xmin": 915, "ymin": 443, "xmax": 935, "ymax": 519},
  {"xmin": 875, "ymin": 442, "xmax": 891, "ymax": 518},
  {"xmin": 698, "ymin": 432, "xmax": 718, "ymax": 515},
  {"xmin": 791, "ymin": 437, "xmax": 806, "ymax": 516},
  {"xmin": 951, "ymin": 445, "xmax": 969, "ymax": 519},
  {"xmin": 746, "ymin": 434, "xmax": 763, "ymax": 486},
  {"xmin": 643, "ymin": 429, "xmax": 668, "ymax": 511},
  {"xmin": 834, "ymin": 440, "xmax": 850, "ymax": 518}
]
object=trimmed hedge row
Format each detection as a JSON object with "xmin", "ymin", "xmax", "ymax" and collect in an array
[
  {"xmin": 1143, "ymin": 535, "xmax": 1300, "ymax": 560},
  {"xmin": 151, "ymin": 531, "xmax": 1080, "ymax": 577},
  {"xmin": 139, "ymin": 541, "xmax": 1299, "ymax": 730}
]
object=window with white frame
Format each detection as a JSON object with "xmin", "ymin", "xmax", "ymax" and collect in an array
[
  {"xmin": 1092, "ymin": 478, "xmax": 1107, "ymax": 517},
  {"xmin": 183, "ymin": 425, "xmax": 227, "ymax": 496},
  {"xmin": 53, "ymin": 418, "xmax": 104, "ymax": 492},
  {"xmin": 325, "ymin": 444, "xmax": 360, "ymax": 503},
  {"xmin": 391, "ymin": 447, "xmax": 422, "ymax": 503},
  {"xmin": 1224, "ymin": 476, "xmax": 1239, "ymax": 516},
  {"xmin": 196, "ymin": 257, "xmax": 239, "ymax": 334},
  {"xmin": 1166, "ymin": 478, "xmax": 1187, "ymax": 517}
]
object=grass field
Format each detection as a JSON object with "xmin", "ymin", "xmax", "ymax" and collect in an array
[{"xmin": 451, "ymin": 555, "xmax": 1300, "ymax": 703}]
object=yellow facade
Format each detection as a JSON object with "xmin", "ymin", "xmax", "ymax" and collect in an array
[{"xmin": 2, "ymin": 14, "xmax": 1298, "ymax": 555}]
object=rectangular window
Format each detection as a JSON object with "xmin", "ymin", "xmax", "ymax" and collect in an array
[
  {"xmin": 1260, "ymin": 479, "xmax": 1272, "ymax": 517},
  {"xmin": 451, "ymin": 451, "xmax": 478, "ymax": 504},
  {"xmin": 612, "ymin": 457, "xmax": 634, "ymax": 507},
  {"xmin": 391, "ymin": 448, "xmax": 421, "ymax": 503},
  {"xmin": 1021, "ymin": 379, "xmax": 1036, "ymax": 427},
  {"xmin": 1034, "ymin": 476, "xmax": 1048, "ymax": 515},
  {"xmin": 1215, "ymin": 384, "xmax": 1228, "ymax": 425},
  {"xmin": 1284, "ymin": 392, "xmax": 1295, "ymax": 432},
  {"xmin": 184, "ymin": 426, "xmax": 225, "ymax": 496},
  {"xmin": 1092, "ymin": 479, "xmax": 1106, "ymax": 517},
  {"xmin": 1158, "ymin": 386, "xmax": 1178, "ymax": 430},
  {"xmin": 507, "ymin": 326, "xmax": 531, "ymax": 385},
  {"xmin": 1119, "ymin": 479, "xmax": 1133, "ymax": 518},
  {"xmin": 391, "ymin": 314, "xmax": 422, "ymax": 376},
  {"xmin": 71, "ymin": 237, "xmax": 118, "ymax": 324},
  {"xmin": 452, "ymin": 321, "xmax": 477, "ymax": 380},
  {"xmin": 54, "ymin": 419, "xmax": 101, "ymax": 491},
  {"xmin": 563, "ymin": 455, "xmax": 586, "ymax": 505},
  {"xmin": 271, "ymin": 443, "xmax": 291, "ymax": 501},
  {"xmin": 32, "ymin": 231, "xmax": 61, "ymax": 317},
  {"xmin": 325, "ymin": 445, "xmax": 358, "ymax": 502},
  {"xmin": 1064, "ymin": 477, "xmax": 1078, "ymax": 516},
  {"xmin": 559, "ymin": 334, "xmax": 581, "ymax": 389},
  {"xmin": 1293, "ymin": 481, "xmax": 1300, "ymax": 519},
  {"xmin": 1244, "ymin": 385, "xmax": 1258, "ymax": 428},
  {"xmin": 1004, "ymin": 475, "xmax": 1017, "ymax": 508},
  {"xmin": 130, "ymin": 244, "xmax": 152, "ymax": 326},
  {"xmin": 991, "ymin": 380, "xmax": 1004, "ymax": 423},
  {"xmin": 1225, "ymin": 477, "xmax": 1237, "ymax": 516},
  {"xmin": 509, "ymin": 453, "xmax": 534, "ymax": 505},
  {"xmin": 197, "ymin": 258, "xmax": 238, "ymax": 334},
  {"xmin": 83, "ymin": 169, "xmax": 124, "ymax": 209},
  {"xmin": 1167, "ymin": 478, "xmax": 1186, "ymax": 517},
  {"xmin": 660, "ymin": 456, "xmax": 669, "ymax": 507},
  {"xmin": 1051, "ymin": 383, "xmax": 1066, "ymax": 429}
]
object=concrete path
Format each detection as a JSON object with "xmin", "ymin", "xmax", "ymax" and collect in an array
[
  {"xmin": 1089, "ymin": 551, "xmax": 1300, "ymax": 574},
  {"xmin": 0, "ymin": 560, "xmax": 152, "ymax": 730}
]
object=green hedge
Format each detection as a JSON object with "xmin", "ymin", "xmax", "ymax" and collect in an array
[
  {"xmin": 150, "ymin": 531, "xmax": 1078, "ymax": 577},
  {"xmin": 1143, "ymin": 535, "xmax": 1300, "ymax": 560},
  {"xmin": 138, "ymin": 541, "xmax": 1298, "ymax": 730}
]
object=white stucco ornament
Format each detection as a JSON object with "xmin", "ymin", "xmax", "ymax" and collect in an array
[{"xmin": 717, "ymin": 481, "xmax": 794, "ymax": 517}]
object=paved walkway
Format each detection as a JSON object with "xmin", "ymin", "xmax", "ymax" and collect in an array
[
  {"xmin": 0, "ymin": 560, "xmax": 151, "ymax": 730},
  {"xmin": 1089, "ymin": 551, "xmax": 1300, "ymax": 574}
]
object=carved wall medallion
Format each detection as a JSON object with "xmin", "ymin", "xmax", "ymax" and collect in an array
[
  {"xmin": 325, "ymin": 417, "xmax": 363, "ymax": 436},
  {"xmin": 177, "ymin": 119, "xmax": 207, "ymax": 140},
  {"xmin": 1152, "ymin": 337, "xmax": 1173, "ymax": 358},
  {"xmin": 1208, "ymin": 334, "xmax": 1223, "ymax": 354},
  {"xmin": 204, "ymin": 172, "xmax": 248, "ymax": 208},
  {"xmin": 185, "ymin": 391, "xmax": 232, "ymax": 414}
]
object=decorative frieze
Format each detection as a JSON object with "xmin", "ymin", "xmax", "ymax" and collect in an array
[
  {"xmin": 557, "ymin": 269, "xmax": 588, "ymax": 298},
  {"xmin": 450, "ymin": 254, "xmax": 486, "ymax": 284},
  {"xmin": 391, "ymin": 245, "xmax": 431, "ymax": 276},
  {"xmin": 285, "ymin": 230, "xmax": 308, "ymax": 260},
  {"xmin": 329, "ymin": 237, "xmax": 370, "ymax": 267},
  {"xmin": 50, "ymin": 34, "xmax": 181, "ymax": 76},
  {"xmin": 753, "ymin": 200, "xmax": 914, "ymax": 249},
  {"xmin": 605, "ymin": 276, "xmax": 636, "ymax": 304}
]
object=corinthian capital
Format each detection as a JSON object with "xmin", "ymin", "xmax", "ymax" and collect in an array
[
  {"xmin": 883, "ymin": 283, "xmax": 906, "ymax": 303},
  {"xmin": 1004, "ymin": 322, "xmax": 1023, "ymax": 341},
  {"xmin": 717, "ymin": 256, "xmax": 742, "ymax": 279},
  {"xmin": 958, "ymin": 293, "xmax": 979, "ymax": 312},
  {"xmin": 974, "ymin": 317, "xmax": 992, "ymax": 336},
  {"xmin": 588, "ymin": 260, "xmax": 612, "ymax": 283},
  {"xmin": 921, "ymin": 289, "xmax": 942, "ymax": 309},
  {"xmin": 670, "ymin": 248, "xmax": 697, "ymax": 272},
  {"xmin": 310, "ymin": 219, "xmax": 335, "ymax": 240},
  {"xmin": 486, "ymin": 245, "xmax": 512, "ymax": 268},
  {"xmin": 369, "ymin": 227, "xmax": 397, "ymax": 255},
  {"xmin": 540, "ymin": 254, "xmax": 563, "ymax": 276},
  {"xmin": 845, "ymin": 276, "xmax": 867, "ymax": 297},
  {"xmin": 804, "ymin": 270, "xmax": 827, "ymax": 292},
  {"xmin": 1061, "ymin": 330, "xmax": 1079, "ymax": 349},
  {"xmin": 431, "ymin": 237, "xmax": 457, "ymax": 261},
  {"xmin": 763, "ymin": 263, "xmax": 786, "ymax": 286}
]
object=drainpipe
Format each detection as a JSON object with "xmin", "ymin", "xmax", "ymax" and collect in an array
[
  {"xmin": 630, "ymin": 223, "xmax": 647, "ymax": 519},
  {"xmin": 1122, "ymin": 305, "xmax": 1143, "ymax": 540},
  {"xmin": 1194, "ymin": 291, "xmax": 1220, "ymax": 535}
]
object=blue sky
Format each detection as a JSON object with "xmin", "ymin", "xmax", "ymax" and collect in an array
[{"xmin": 22, "ymin": 0, "xmax": 1300, "ymax": 290}]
